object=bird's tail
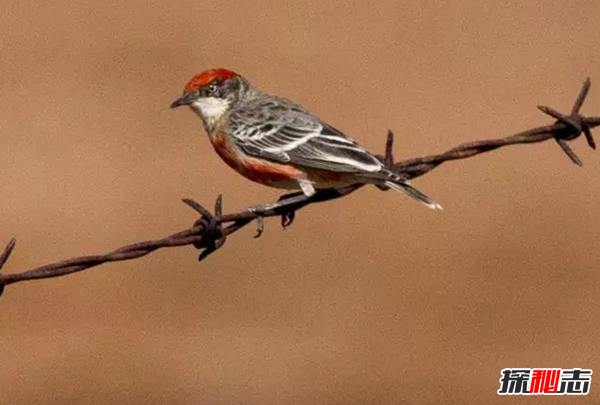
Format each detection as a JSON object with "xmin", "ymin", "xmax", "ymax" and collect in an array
[{"xmin": 383, "ymin": 179, "xmax": 443, "ymax": 210}]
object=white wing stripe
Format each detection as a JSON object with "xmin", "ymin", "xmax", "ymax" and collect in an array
[
  {"xmin": 263, "ymin": 128, "xmax": 356, "ymax": 153},
  {"xmin": 318, "ymin": 134, "xmax": 354, "ymax": 144},
  {"xmin": 320, "ymin": 154, "xmax": 382, "ymax": 171},
  {"xmin": 264, "ymin": 133, "xmax": 319, "ymax": 152}
]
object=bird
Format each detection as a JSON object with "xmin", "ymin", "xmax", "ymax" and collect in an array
[{"xmin": 170, "ymin": 68, "xmax": 441, "ymax": 210}]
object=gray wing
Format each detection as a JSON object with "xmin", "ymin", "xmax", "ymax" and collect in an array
[{"xmin": 228, "ymin": 98, "xmax": 384, "ymax": 174}]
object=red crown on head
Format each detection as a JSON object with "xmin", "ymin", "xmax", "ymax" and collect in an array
[{"xmin": 183, "ymin": 68, "xmax": 239, "ymax": 93}]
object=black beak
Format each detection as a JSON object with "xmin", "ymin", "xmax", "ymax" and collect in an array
[{"xmin": 170, "ymin": 93, "xmax": 196, "ymax": 109}]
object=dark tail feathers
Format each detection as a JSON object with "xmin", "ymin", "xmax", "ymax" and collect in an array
[{"xmin": 383, "ymin": 180, "xmax": 442, "ymax": 210}]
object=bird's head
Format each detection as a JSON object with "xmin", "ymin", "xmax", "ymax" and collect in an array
[{"xmin": 170, "ymin": 68, "xmax": 247, "ymax": 130}]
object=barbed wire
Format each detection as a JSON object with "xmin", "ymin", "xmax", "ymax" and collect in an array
[{"xmin": 0, "ymin": 78, "xmax": 597, "ymax": 298}]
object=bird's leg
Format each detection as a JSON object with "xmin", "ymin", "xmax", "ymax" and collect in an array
[
  {"xmin": 297, "ymin": 179, "xmax": 316, "ymax": 197},
  {"xmin": 247, "ymin": 185, "xmax": 362, "ymax": 230},
  {"xmin": 246, "ymin": 190, "xmax": 315, "ymax": 229},
  {"xmin": 247, "ymin": 192, "xmax": 311, "ymax": 215}
]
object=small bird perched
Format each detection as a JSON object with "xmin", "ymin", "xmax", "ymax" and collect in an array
[{"xmin": 171, "ymin": 68, "xmax": 441, "ymax": 210}]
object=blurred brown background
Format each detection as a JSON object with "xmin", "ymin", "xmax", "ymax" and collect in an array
[{"xmin": 1, "ymin": 1, "xmax": 599, "ymax": 404}]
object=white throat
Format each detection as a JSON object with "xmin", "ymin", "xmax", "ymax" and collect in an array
[{"xmin": 190, "ymin": 97, "xmax": 230, "ymax": 132}]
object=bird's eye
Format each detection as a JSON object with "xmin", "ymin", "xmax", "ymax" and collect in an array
[{"xmin": 207, "ymin": 83, "xmax": 218, "ymax": 95}]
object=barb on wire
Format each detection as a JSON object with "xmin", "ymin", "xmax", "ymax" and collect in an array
[
  {"xmin": 393, "ymin": 78, "xmax": 597, "ymax": 178},
  {"xmin": 0, "ymin": 78, "xmax": 597, "ymax": 297}
]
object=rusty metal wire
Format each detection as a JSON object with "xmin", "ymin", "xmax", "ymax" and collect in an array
[{"xmin": 0, "ymin": 78, "xmax": 597, "ymax": 298}]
